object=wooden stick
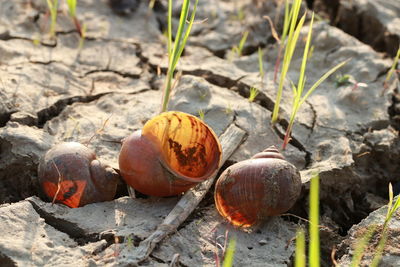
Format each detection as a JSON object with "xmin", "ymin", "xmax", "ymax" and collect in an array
[{"xmin": 130, "ymin": 123, "xmax": 246, "ymax": 263}]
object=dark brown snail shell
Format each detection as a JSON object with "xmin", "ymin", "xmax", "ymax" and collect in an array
[
  {"xmin": 38, "ymin": 142, "xmax": 119, "ymax": 208},
  {"xmin": 119, "ymin": 111, "xmax": 222, "ymax": 197},
  {"xmin": 214, "ymin": 146, "xmax": 301, "ymax": 227}
]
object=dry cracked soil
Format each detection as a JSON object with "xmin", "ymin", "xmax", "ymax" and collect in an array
[{"xmin": 0, "ymin": 0, "xmax": 400, "ymax": 266}]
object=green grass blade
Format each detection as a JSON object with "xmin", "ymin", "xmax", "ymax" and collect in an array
[
  {"xmin": 385, "ymin": 46, "xmax": 400, "ymax": 83},
  {"xmin": 66, "ymin": 0, "xmax": 77, "ymax": 18},
  {"xmin": 174, "ymin": 0, "xmax": 199, "ymax": 68},
  {"xmin": 371, "ymin": 185, "xmax": 400, "ymax": 267},
  {"xmin": 271, "ymin": 13, "xmax": 305, "ymax": 123},
  {"xmin": 386, "ymin": 195, "xmax": 400, "ymax": 227},
  {"xmin": 46, "ymin": 0, "xmax": 58, "ymax": 37},
  {"xmin": 370, "ymin": 230, "xmax": 388, "ymax": 267},
  {"xmin": 350, "ymin": 225, "xmax": 377, "ymax": 267},
  {"xmin": 296, "ymin": 13, "xmax": 314, "ymax": 99},
  {"xmin": 281, "ymin": 0, "xmax": 290, "ymax": 43},
  {"xmin": 161, "ymin": 0, "xmax": 197, "ymax": 113},
  {"xmin": 299, "ymin": 59, "xmax": 350, "ymax": 107},
  {"xmin": 78, "ymin": 23, "xmax": 87, "ymax": 50},
  {"xmin": 170, "ymin": 0, "xmax": 190, "ymax": 71},
  {"xmin": 222, "ymin": 237, "xmax": 236, "ymax": 267},
  {"xmin": 295, "ymin": 228, "xmax": 306, "ymax": 267},
  {"xmin": 248, "ymin": 87, "xmax": 259, "ymax": 102},
  {"xmin": 237, "ymin": 31, "xmax": 249, "ymax": 56},
  {"xmin": 389, "ymin": 196, "xmax": 400, "ymax": 220},
  {"xmin": 258, "ymin": 47, "xmax": 264, "ymax": 82},
  {"xmin": 309, "ymin": 172, "xmax": 320, "ymax": 267},
  {"xmin": 286, "ymin": 0, "xmax": 302, "ymax": 42},
  {"xmin": 386, "ymin": 183, "xmax": 394, "ymax": 222},
  {"xmin": 167, "ymin": 0, "xmax": 173, "ymax": 63}
]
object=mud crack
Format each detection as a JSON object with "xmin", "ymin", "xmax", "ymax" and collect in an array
[
  {"xmin": 313, "ymin": 0, "xmax": 399, "ymax": 56},
  {"xmin": 28, "ymin": 199, "xmax": 101, "ymax": 246},
  {"xmin": 83, "ymin": 69, "xmax": 141, "ymax": 79},
  {"xmin": 37, "ymin": 93, "xmax": 108, "ymax": 127}
]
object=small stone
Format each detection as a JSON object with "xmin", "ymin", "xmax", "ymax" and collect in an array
[{"xmin": 258, "ymin": 239, "xmax": 268, "ymax": 246}]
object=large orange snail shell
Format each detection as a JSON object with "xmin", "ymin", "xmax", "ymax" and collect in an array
[
  {"xmin": 214, "ymin": 146, "xmax": 301, "ymax": 227},
  {"xmin": 118, "ymin": 111, "xmax": 222, "ymax": 197},
  {"xmin": 38, "ymin": 142, "xmax": 119, "ymax": 208}
]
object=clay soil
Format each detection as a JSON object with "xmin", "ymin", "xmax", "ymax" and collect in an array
[{"xmin": 0, "ymin": 0, "xmax": 400, "ymax": 266}]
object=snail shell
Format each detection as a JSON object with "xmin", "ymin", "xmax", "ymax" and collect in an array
[
  {"xmin": 214, "ymin": 146, "xmax": 301, "ymax": 227},
  {"xmin": 119, "ymin": 111, "xmax": 222, "ymax": 197},
  {"xmin": 38, "ymin": 142, "xmax": 119, "ymax": 208}
]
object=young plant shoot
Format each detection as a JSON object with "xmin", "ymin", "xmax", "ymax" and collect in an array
[
  {"xmin": 295, "ymin": 228, "xmax": 306, "ymax": 267},
  {"xmin": 248, "ymin": 87, "xmax": 259, "ymax": 102},
  {"xmin": 271, "ymin": 0, "xmax": 304, "ymax": 124},
  {"xmin": 46, "ymin": 0, "xmax": 59, "ymax": 37},
  {"xmin": 294, "ymin": 172, "xmax": 320, "ymax": 267},
  {"xmin": 282, "ymin": 13, "xmax": 349, "ymax": 149},
  {"xmin": 230, "ymin": 31, "xmax": 249, "ymax": 60},
  {"xmin": 383, "ymin": 46, "xmax": 400, "ymax": 92},
  {"xmin": 350, "ymin": 225, "xmax": 377, "ymax": 267},
  {"xmin": 273, "ymin": 0, "xmax": 294, "ymax": 83},
  {"xmin": 370, "ymin": 183, "xmax": 400, "ymax": 266},
  {"xmin": 161, "ymin": 0, "xmax": 198, "ymax": 112},
  {"xmin": 222, "ymin": 236, "xmax": 236, "ymax": 267},
  {"xmin": 309, "ymin": 172, "xmax": 320, "ymax": 267},
  {"xmin": 351, "ymin": 183, "xmax": 400, "ymax": 266},
  {"xmin": 258, "ymin": 47, "xmax": 265, "ymax": 85},
  {"xmin": 66, "ymin": 0, "xmax": 83, "ymax": 37}
]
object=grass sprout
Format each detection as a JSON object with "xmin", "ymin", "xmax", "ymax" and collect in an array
[
  {"xmin": 294, "ymin": 172, "xmax": 320, "ymax": 266},
  {"xmin": 268, "ymin": 0, "xmax": 300, "ymax": 83},
  {"xmin": 248, "ymin": 87, "xmax": 259, "ymax": 102},
  {"xmin": 335, "ymin": 74, "xmax": 367, "ymax": 91},
  {"xmin": 282, "ymin": 13, "xmax": 349, "ymax": 149},
  {"xmin": 231, "ymin": 31, "xmax": 249, "ymax": 58},
  {"xmin": 161, "ymin": 0, "xmax": 198, "ymax": 112},
  {"xmin": 66, "ymin": 0, "xmax": 77, "ymax": 17},
  {"xmin": 271, "ymin": 0, "xmax": 303, "ymax": 124},
  {"xmin": 32, "ymin": 33, "xmax": 41, "ymax": 46},
  {"xmin": 295, "ymin": 228, "xmax": 306, "ymax": 267},
  {"xmin": 66, "ymin": 0, "xmax": 83, "ymax": 37},
  {"xmin": 309, "ymin": 172, "xmax": 320, "ymax": 267},
  {"xmin": 350, "ymin": 225, "xmax": 377, "ymax": 267},
  {"xmin": 258, "ymin": 47, "xmax": 264, "ymax": 84},
  {"xmin": 222, "ymin": 236, "xmax": 236, "ymax": 267},
  {"xmin": 335, "ymin": 74, "xmax": 352, "ymax": 88},
  {"xmin": 78, "ymin": 23, "xmax": 87, "ymax": 51},
  {"xmin": 384, "ymin": 183, "xmax": 400, "ymax": 226},
  {"xmin": 46, "ymin": 0, "xmax": 59, "ymax": 37},
  {"xmin": 198, "ymin": 109, "xmax": 205, "ymax": 120},
  {"xmin": 371, "ymin": 183, "xmax": 400, "ymax": 266},
  {"xmin": 383, "ymin": 46, "xmax": 400, "ymax": 92},
  {"xmin": 350, "ymin": 183, "xmax": 400, "ymax": 266},
  {"xmin": 126, "ymin": 234, "xmax": 134, "ymax": 249},
  {"xmin": 224, "ymin": 103, "xmax": 233, "ymax": 114}
]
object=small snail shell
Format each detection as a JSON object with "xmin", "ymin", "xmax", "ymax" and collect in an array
[
  {"xmin": 38, "ymin": 142, "xmax": 119, "ymax": 208},
  {"xmin": 119, "ymin": 111, "xmax": 222, "ymax": 197},
  {"xmin": 214, "ymin": 146, "xmax": 301, "ymax": 227}
]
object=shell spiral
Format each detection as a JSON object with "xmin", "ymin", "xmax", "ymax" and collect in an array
[{"xmin": 214, "ymin": 146, "xmax": 301, "ymax": 227}]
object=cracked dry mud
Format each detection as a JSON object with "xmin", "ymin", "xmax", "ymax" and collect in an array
[{"xmin": 0, "ymin": 0, "xmax": 399, "ymax": 266}]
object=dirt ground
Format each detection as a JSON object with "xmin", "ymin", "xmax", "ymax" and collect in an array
[{"xmin": 0, "ymin": 0, "xmax": 400, "ymax": 266}]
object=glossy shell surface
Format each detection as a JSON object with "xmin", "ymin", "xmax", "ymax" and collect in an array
[
  {"xmin": 38, "ymin": 142, "xmax": 119, "ymax": 208},
  {"xmin": 119, "ymin": 111, "xmax": 222, "ymax": 197},
  {"xmin": 214, "ymin": 147, "xmax": 301, "ymax": 227}
]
